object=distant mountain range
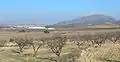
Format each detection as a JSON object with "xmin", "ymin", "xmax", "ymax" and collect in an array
[{"xmin": 56, "ymin": 14, "xmax": 117, "ymax": 26}]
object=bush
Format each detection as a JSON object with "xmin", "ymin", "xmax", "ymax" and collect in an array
[
  {"xmin": 18, "ymin": 29, "xmax": 26, "ymax": 32},
  {"xmin": 43, "ymin": 29, "xmax": 50, "ymax": 34},
  {"xmin": 9, "ymin": 38, "xmax": 14, "ymax": 42}
]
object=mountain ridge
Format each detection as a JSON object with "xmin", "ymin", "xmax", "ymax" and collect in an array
[{"xmin": 57, "ymin": 14, "xmax": 116, "ymax": 25}]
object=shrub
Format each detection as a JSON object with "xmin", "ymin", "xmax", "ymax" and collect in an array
[
  {"xmin": 43, "ymin": 29, "xmax": 50, "ymax": 34},
  {"xmin": 9, "ymin": 38, "xmax": 14, "ymax": 42},
  {"xmin": 18, "ymin": 29, "xmax": 26, "ymax": 33}
]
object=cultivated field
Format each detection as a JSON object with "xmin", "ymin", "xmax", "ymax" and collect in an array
[{"xmin": 0, "ymin": 29, "xmax": 120, "ymax": 62}]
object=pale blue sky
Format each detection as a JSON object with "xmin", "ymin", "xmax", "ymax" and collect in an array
[{"xmin": 0, "ymin": 0, "xmax": 120, "ymax": 24}]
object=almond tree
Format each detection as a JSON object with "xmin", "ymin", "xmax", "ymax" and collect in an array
[
  {"xmin": 108, "ymin": 32, "xmax": 120, "ymax": 44},
  {"xmin": 76, "ymin": 36, "xmax": 86, "ymax": 48},
  {"xmin": 27, "ymin": 37, "xmax": 45, "ymax": 57},
  {"xmin": 87, "ymin": 34, "xmax": 106, "ymax": 47},
  {"xmin": 14, "ymin": 37, "xmax": 27, "ymax": 53},
  {"xmin": 93, "ymin": 34, "xmax": 105, "ymax": 47},
  {"xmin": 0, "ymin": 40, "xmax": 7, "ymax": 47},
  {"xmin": 75, "ymin": 32, "xmax": 90, "ymax": 49},
  {"xmin": 102, "ymin": 33, "xmax": 108, "ymax": 44},
  {"xmin": 46, "ymin": 36, "xmax": 67, "ymax": 62}
]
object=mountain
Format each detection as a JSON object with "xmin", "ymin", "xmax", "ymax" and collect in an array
[
  {"xmin": 113, "ymin": 20, "xmax": 120, "ymax": 24},
  {"xmin": 115, "ymin": 20, "xmax": 120, "ymax": 23},
  {"xmin": 56, "ymin": 14, "xmax": 116, "ymax": 26}
]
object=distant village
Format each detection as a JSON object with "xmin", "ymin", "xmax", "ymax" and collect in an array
[{"xmin": 0, "ymin": 24, "xmax": 55, "ymax": 30}]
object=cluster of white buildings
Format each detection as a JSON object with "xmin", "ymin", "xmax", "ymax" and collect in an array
[
  {"xmin": 0, "ymin": 24, "xmax": 55, "ymax": 30},
  {"xmin": 14, "ymin": 25, "xmax": 55, "ymax": 30},
  {"xmin": 28, "ymin": 26, "xmax": 55, "ymax": 30}
]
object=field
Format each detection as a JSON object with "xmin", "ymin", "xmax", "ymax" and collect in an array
[{"xmin": 0, "ymin": 29, "xmax": 120, "ymax": 62}]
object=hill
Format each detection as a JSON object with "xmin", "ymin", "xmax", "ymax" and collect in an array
[{"xmin": 56, "ymin": 14, "xmax": 116, "ymax": 26}]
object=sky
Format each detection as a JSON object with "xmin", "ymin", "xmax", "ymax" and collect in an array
[{"xmin": 0, "ymin": 0, "xmax": 120, "ymax": 24}]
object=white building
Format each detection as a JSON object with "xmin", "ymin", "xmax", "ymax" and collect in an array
[
  {"xmin": 47, "ymin": 28, "xmax": 55, "ymax": 30},
  {"xmin": 28, "ymin": 27, "xmax": 55, "ymax": 30},
  {"xmin": 28, "ymin": 26, "xmax": 46, "ymax": 29}
]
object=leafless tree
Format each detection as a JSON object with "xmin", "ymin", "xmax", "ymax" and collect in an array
[
  {"xmin": 14, "ymin": 37, "xmax": 27, "ymax": 53},
  {"xmin": 93, "ymin": 34, "xmax": 104, "ymax": 47},
  {"xmin": 86, "ymin": 34, "xmax": 105, "ymax": 47},
  {"xmin": 108, "ymin": 32, "xmax": 120, "ymax": 44},
  {"xmin": 27, "ymin": 37, "xmax": 45, "ymax": 57},
  {"xmin": 0, "ymin": 40, "xmax": 7, "ymax": 47},
  {"xmin": 102, "ymin": 32, "xmax": 108, "ymax": 44},
  {"xmin": 76, "ymin": 36, "xmax": 86, "ymax": 48},
  {"xmin": 73, "ymin": 32, "xmax": 90, "ymax": 49},
  {"xmin": 46, "ymin": 36, "xmax": 67, "ymax": 57}
]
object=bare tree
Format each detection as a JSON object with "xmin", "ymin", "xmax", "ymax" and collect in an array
[
  {"xmin": 93, "ymin": 34, "xmax": 105, "ymax": 47},
  {"xmin": 102, "ymin": 32, "xmax": 108, "ymax": 44},
  {"xmin": 108, "ymin": 32, "xmax": 120, "ymax": 44},
  {"xmin": 76, "ymin": 36, "xmax": 86, "ymax": 48},
  {"xmin": 27, "ymin": 37, "xmax": 45, "ymax": 57},
  {"xmin": 0, "ymin": 40, "xmax": 7, "ymax": 47},
  {"xmin": 73, "ymin": 32, "xmax": 89, "ymax": 49},
  {"xmin": 83, "ymin": 33, "xmax": 107, "ymax": 47},
  {"xmin": 87, "ymin": 34, "xmax": 105, "ymax": 47},
  {"xmin": 14, "ymin": 37, "xmax": 27, "ymax": 53},
  {"xmin": 47, "ymin": 36, "xmax": 67, "ymax": 57}
]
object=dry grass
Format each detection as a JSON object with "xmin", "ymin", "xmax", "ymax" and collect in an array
[
  {"xmin": 0, "ymin": 29, "xmax": 120, "ymax": 62},
  {"xmin": 82, "ymin": 43, "xmax": 120, "ymax": 62}
]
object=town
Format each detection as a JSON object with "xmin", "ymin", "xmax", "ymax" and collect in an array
[{"xmin": 0, "ymin": 24, "xmax": 55, "ymax": 30}]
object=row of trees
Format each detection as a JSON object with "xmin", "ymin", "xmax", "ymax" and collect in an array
[
  {"xmin": 9, "ymin": 35, "xmax": 67, "ymax": 62},
  {"xmin": 1, "ymin": 31, "xmax": 120, "ymax": 62},
  {"xmin": 69, "ymin": 31, "xmax": 120, "ymax": 49}
]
